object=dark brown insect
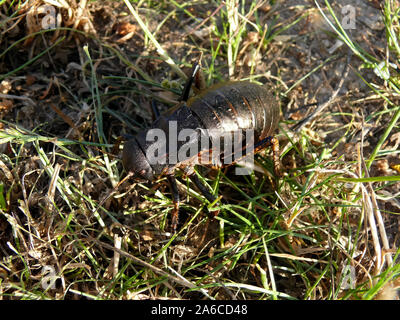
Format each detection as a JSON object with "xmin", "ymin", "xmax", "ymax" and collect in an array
[{"xmin": 122, "ymin": 62, "xmax": 280, "ymax": 232}]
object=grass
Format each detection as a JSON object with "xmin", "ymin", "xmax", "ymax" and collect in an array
[{"xmin": 0, "ymin": 0, "xmax": 399, "ymax": 300}]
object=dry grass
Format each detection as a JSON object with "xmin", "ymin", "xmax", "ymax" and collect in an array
[{"xmin": 0, "ymin": 0, "xmax": 399, "ymax": 300}]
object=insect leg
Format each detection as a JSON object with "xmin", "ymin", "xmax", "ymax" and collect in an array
[
  {"xmin": 151, "ymin": 99, "xmax": 161, "ymax": 121},
  {"xmin": 254, "ymin": 136, "xmax": 281, "ymax": 177},
  {"xmin": 167, "ymin": 175, "xmax": 180, "ymax": 233},
  {"xmin": 190, "ymin": 173, "xmax": 220, "ymax": 218},
  {"xmin": 191, "ymin": 174, "xmax": 221, "ymax": 219},
  {"xmin": 194, "ymin": 62, "xmax": 206, "ymax": 91},
  {"xmin": 180, "ymin": 62, "xmax": 201, "ymax": 102},
  {"xmin": 221, "ymin": 135, "xmax": 281, "ymax": 177}
]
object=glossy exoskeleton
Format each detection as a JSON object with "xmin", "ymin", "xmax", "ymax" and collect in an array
[{"xmin": 123, "ymin": 62, "xmax": 280, "ymax": 232}]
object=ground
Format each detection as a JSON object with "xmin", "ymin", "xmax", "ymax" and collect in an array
[{"xmin": 0, "ymin": 0, "xmax": 399, "ymax": 300}]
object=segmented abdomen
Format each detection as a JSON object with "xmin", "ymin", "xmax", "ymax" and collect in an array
[{"xmin": 188, "ymin": 81, "xmax": 279, "ymax": 141}]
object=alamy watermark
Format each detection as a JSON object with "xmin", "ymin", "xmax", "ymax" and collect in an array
[
  {"xmin": 145, "ymin": 123, "xmax": 256, "ymax": 175},
  {"xmin": 340, "ymin": 265, "xmax": 356, "ymax": 290},
  {"xmin": 34, "ymin": 3, "xmax": 357, "ymax": 32},
  {"xmin": 40, "ymin": 265, "xmax": 58, "ymax": 290},
  {"xmin": 33, "ymin": 5, "xmax": 60, "ymax": 30},
  {"xmin": 341, "ymin": 5, "xmax": 356, "ymax": 30}
]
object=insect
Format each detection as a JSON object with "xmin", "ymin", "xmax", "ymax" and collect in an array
[{"xmin": 122, "ymin": 61, "xmax": 280, "ymax": 232}]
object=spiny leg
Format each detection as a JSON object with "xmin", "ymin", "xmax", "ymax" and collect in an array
[
  {"xmin": 167, "ymin": 175, "xmax": 180, "ymax": 233},
  {"xmin": 271, "ymin": 137, "xmax": 281, "ymax": 178},
  {"xmin": 151, "ymin": 59, "xmax": 201, "ymax": 121},
  {"xmin": 180, "ymin": 52, "xmax": 207, "ymax": 101},
  {"xmin": 253, "ymin": 136, "xmax": 281, "ymax": 177},
  {"xmin": 190, "ymin": 173, "xmax": 220, "ymax": 218},
  {"xmin": 180, "ymin": 62, "xmax": 201, "ymax": 102},
  {"xmin": 219, "ymin": 135, "xmax": 281, "ymax": 178},
  {"xmin": 194, "ymin": 61, "xmax": 206, "ymax": 91},
  {"xmin": 191, "ymin": 173, "xmax": 216, "ymax": 203}
]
